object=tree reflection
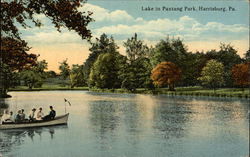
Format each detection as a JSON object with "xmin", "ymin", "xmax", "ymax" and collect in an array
[
  {"xmin": 153, "ymin": 100, "xmax": 193, "ymax": 139},
  {"xmin": 0, "ymin": 125, "xmax": 66, "ymax": 155},
  {"xmin": 89, "ymin": 101, "xmax": 120, "ymax": 135}
]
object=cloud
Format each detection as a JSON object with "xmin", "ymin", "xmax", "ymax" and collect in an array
[{"xmin": 79, "ymin": 4, "xmax": 134, "ymax": 23}]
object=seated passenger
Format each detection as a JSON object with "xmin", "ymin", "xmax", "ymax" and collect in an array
[
  {"xmin": 36, "ymin": 107, "xmax": 44, "ymax": 121},
  {"xmin": 29, "ymin": 108, "xmax": 36, "ymax": 121},
  {"xmin": 43, "ymin": 106, "xmax": 56, "ymax": 120},
  {"xmin": 20, "ymin": 109, "xmax": 26, "ymax": 121},
  {"xmin": 1, "ymin": 110, "xmax": 12, "ymax": 124},
  {"xmin": 15, "ymin": 110, "xmax": 22, "ymax": 123}
]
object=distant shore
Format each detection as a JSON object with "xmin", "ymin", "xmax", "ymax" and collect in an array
[{"xmin": 7, "ymin": 86, "xmax": 250, "ymax": 99}]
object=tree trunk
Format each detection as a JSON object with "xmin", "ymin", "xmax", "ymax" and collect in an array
[{"xmin": 169, "ymin": 84, "xmax": 175, "ymax": 91}]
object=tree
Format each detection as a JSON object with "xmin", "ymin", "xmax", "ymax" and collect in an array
[
  {"xmin": 244, "ymin": 50, "xmax": 250, "ymax": 62},
  {"xmin": 123, "ymin": 33, "xmax": 149, "ymax": 62},
  {"xmin": 83, "ymin": 34, "xmax": 118, "ymax": 82},
  {"xmin": 121, "ymin": 34, "xmax": 153, "ymax": 91},
  {"xmin": 59, "ymin": 59, "xmax": 70, "ymax": 79},
  {"xmin": 0, "ymin": 37, "xmax": 38, "ymax": 97},
  {"xmin": 150, "ymin": 37, "xmax": 198, "ymax": 86},
  {"xmin": 1, "ymin": 0, "xmax": 93, "ymax": 40},
  {"xmin": 1, "ymin": 37, "xmax": 37, "ymax": 71},
  {"xmin": 20, "ymin": 70, "xmax": 43, "ymax": 89},
  {"xmin": 231, "ymin": 62, "xmax": 250, "ymax": 88},
  {"xmin": 198, "ymin": 60, "xmax": 225, "ymax": 91},
  {"xmin": 69, "ymin": 64, "xmax": 86, "ymax": 88},
  {"xmin": 205, "ymin": 43, "xmax": 242, "ymax": 87},
  {"xmin": 151, "ymin": 62, "xmax": 181, "ymax": 91},
  {"xmin": 1, "ymin": 0, "xmax": 93, "ymax": 97},
  {"xmin": 89, "ymin": 53, "xmax": 121, "ymax": 89},
  {"xmin": 0, "ymin": 64, "xmax": 16, "ymax": 97}
]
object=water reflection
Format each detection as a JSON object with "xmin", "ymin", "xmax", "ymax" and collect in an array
[
  {"xmin": 152, "ymin": 98, "xmax": 193, "ymax": 139},
  {"xmin": 0, "ymin": 92, "xmax": 249, "ymax": 157},
  {"xmin": 0, "ymin": 125, "xmax": 67, "ymax": 155}
]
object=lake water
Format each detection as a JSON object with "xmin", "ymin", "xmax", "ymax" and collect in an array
[{"xmin": 0, "ymin": 91, "xmax": 249, "ymax": 157}]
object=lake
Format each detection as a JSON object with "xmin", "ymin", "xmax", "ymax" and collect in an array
[{"xmin": 0, "ymin": 91, "xmax": 249, "ymax": 157}]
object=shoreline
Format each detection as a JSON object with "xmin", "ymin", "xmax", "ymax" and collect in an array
[{"xmin": 6, "ymin": 87, "xmax": 250, "ymax": 99}]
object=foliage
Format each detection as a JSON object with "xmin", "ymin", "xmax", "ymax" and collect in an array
[
  {"xmin": 198, "ymin": 60, "xmax": 225, "ymax": 90},
  {"xmin": 231, "ymin": 62, "xmax": 250, "ymax": 87},
  {"xmin": 150, "ymin": 37, "xmax": 199, "ymax": 86},
  {"xmin": 121, "ymin": 34, "xmax": 153, "ymax": 91},
  {"xmin": 123, "ymin": 33, "xmax": 149, "ymax": 62},
  {"xmin": 83, "ymin": 34, "xmax": 118, "ymax": 82},
  {"xmin": 89, "ymin": 52, "xmax": 121, "ymax": 89},
  {"xmin": 244, "ymin": 50, "xmax": 250, "ymax": 62},
  {"xmin": 59, "ymin": 59, "xmax": 70, "ymax": 79},
  {"xmin": 151, "ymin": 62, "xmax": 181, "ymax": 91},
  {"xmin": 0, "ymin": 64, "xmax": 16, "ymax": 97},
  {"xmin": 69, "ymin": 64, "xmax": 86, "ymax": 88},
  {"xmin": 1, "ymin": 37, "xmax": 37, "ymax": 71},
  {"xmin": 20, "ymin": 70, "xmax": 43, "ymax": 89},
  {"xmin": 1, "ymin": 0, "xmax": 93, "ymax": 40},
  {"xmin": 204, "ymin": 43, "xmax": 242, "ymax": 87}
]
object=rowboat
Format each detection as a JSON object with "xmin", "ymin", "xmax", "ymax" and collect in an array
[{"xmin": 0, "ymin": 113, "xmax": 69, "ymax": 130}]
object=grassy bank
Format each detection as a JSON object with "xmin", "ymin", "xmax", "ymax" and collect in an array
[
  {"xmin": 9, "ymin": 86, "xmax": 249, "ymax": 99},
  {"xmin": 9, "ymin": 85, "xmax": 89, "ymax": 91},
  {"xmin": 90, "ymin": 87, "xmax": 250, "ymax": 99}
]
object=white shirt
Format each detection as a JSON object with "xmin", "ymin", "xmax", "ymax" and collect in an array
[
  {"xmin": 36, "ymin": 111, "xmax": 44, "ymax": 120},
  {"xmin": 1, "ymin": 113, "xmax": 11, "ymax": 124}
]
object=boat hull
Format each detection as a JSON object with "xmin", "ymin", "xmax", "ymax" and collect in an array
[{"xmin": 0, "ymin": 113, "xmax": 69, "ymax": 130}]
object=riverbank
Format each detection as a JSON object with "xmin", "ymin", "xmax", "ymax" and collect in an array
[
  {"xmin": 8, "ymin": 86, "xmax": 250, "ymax": 99},
  {"xmin": 90, "ymin": 87, "xmax": 250, "ymax": 99}
]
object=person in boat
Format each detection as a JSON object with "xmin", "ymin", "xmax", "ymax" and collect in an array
[
  {"xmin": 36, "ymin": 107, "xmax": 44, "ymax": 121},
  {"xmin": 43, "ymin": 106, "xmax": 56, "ymax": 120},
  {"xmin": 1, "ymin": 110, "xmax": 12, "ymax": 124},
  {"xmin": 15, "ymin": 110, "xmax": 22, "ymax": 123},
  {"xmin": 20, "ymin": 109, "xmax": 26, "ymax": 121},
  {"xmin": 9, "ymin": 111, "xmax": 15, "ymax": 122},
  {"xmin": 29, "ymin": 108, "xmax": 36, "ymax": 121}
]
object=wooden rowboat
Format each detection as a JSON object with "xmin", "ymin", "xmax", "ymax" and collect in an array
[{"xmin": 0, "ymin": 113, "xmax": 69, "ymax": 130}]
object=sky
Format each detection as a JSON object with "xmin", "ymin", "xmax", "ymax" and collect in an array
[{"xmin": 19, "ymin": 0, "xmax": 249, "ymax": 72}]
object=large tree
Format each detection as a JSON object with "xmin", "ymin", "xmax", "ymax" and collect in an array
[
  {"xmin": 59, "ymin": 59, "xmax": 70, "ymax": 80},
  {"xmin": 231, "ymin": 62, "xmax": 250, "ymax": 88},
  {"xmin": 1, "ymin": 0, "xmax": 93, "ymax": 40},
  {"xmin": 69, "ymin": 64, "xmax": 86, "ymax": 88},
  {"xmin": 1, "ymin": 0, "xmax": 93, "ymax": 97},
  {"xmin": 150, "ymin": 37, "xmax": 199, "ymax": 86},
  {"xmin": 198, "ymin": 60, "xmax": 225, "ymax": 91},
  {"xmin": 204, "ymin": 43, "xmax": 242, "ymax": 87},
  {"xmin": 83, "ymin": 34, "xmax": 118, "ymax": 82},
  {"xmin": 0, "ymin": 37, "xmax": 38, "ymax": 97},
  {"xmin": 121, "ymin": 34, "xmax": 153, "ymax": 91},
  {"xmin": 151, "ymin": 62, "xmax": 181, "ymax": 91},
  {"xmin": 89, "ymin": 52, "xmax": 122, "ymax": 89}
]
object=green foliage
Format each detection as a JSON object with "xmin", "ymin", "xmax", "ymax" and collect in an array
[
  {"xmin": 0, "ymin": 64, "xmax": 16, "ymax": 97},
  {"xmin": 83, "ymin": 34, "xmax": 118, "ymax": 82},
  {"xmin": 150, "ymin": 37, "xmax": 199, "ymax": 86},
  {"xmin": 123, "ymin": 33, "xmax": 149, "ymax": 62},
  {"xmin": 205, "ymin": 43, "xmax": 242, "ymax": 87},
  {"xmin": 121, "ymin": 34, "xmax": 153, "ymax": 91},
  {"xmin": 69, "ymin": 64, "xmax": 86, "ymax": 88},
  {"xmin": 20, "ymin": 70, "xmax": 43, "ymax": 89},
  {"xmin": 198, "ymin": 60, "xmax": 225, "ymax": 90},
  {"xmin": 89, "ymin": 52, "xmax": 121, "ymax": 89},
  {"xmin": 59, "ymin": 59, "xmax": 70, "ymax": 79}
]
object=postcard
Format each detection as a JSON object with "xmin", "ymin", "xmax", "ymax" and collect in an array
[{"xmin": 0, "ymin": 0, "xmax": 249, "ymax": 157}]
